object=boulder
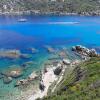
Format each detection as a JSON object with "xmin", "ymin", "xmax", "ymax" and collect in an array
[
  {"xmin": 89, "ymin": 49, "xmax": 98, "ymax": 57},
  {"xmin": 54, "ymin": 67, "xmax": 62, "ymax": 75},
  {"xmin": 63, "ymin": 59, "xmax": 71, "ymax": 65},
  {"xmin": 39, "ymin": 81, "xmax": 45, "ymax": 91}
]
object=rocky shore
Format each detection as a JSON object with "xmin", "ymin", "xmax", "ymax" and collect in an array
[
  {"xmin": 28, "ymin": 45, "xmax": 99, "ymax": 100},
  {"xmin": 1, "ymin": 10, "xmax": 100, "ymax": 16},
  {"xmin": 0, "ymin": 45, "xmax": 99, "ymax": 100}
]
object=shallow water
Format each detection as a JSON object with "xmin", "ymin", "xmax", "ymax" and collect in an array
[{"xmin": 0, "ymin": 15, "xmax": 100, "ymax": 100}]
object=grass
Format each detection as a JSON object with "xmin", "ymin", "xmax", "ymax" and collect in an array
[{"xmin": 42, "ymin": 57, "xmax": 100, "ymax": 100}]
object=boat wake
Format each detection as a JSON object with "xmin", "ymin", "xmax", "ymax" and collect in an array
[{"xmin": 48, "ymin": 22, "xmax": 79, "ymax": 25}]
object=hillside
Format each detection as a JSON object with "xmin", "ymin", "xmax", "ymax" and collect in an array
[
  {"xmin": 42, "ymin": 57, "xmax": 100, "ymax": 100},
  {"xmin": 0, "ymin": 0, "xmax": 100, "ymax": 15}
]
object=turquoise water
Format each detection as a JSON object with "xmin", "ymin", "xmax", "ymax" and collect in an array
[{"xmin": 0, "ymin": 15, "xmax": 100, "ymax": 100}]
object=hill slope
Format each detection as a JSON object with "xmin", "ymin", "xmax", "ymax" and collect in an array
[
  {"xmin": 42, "ymin": 57, "xmax": 100, "ymax": 100},
  {"xmin": 0, "ymin": 0, "xmax": 100, "ymax": 15}
]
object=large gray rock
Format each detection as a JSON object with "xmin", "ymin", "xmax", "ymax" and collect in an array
[
  {"xmin": 54, "ymin": 67, "xmax": 62, "ymax": 75},
  {"xmin": 39, "ymin": 81, "xmax": 45, "ymax": 91}
]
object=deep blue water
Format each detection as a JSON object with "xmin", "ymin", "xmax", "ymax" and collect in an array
[
  {"xmin": 0, "ymin": 15, "xmax": 100, "ymax": 74},
  {"xmin": 0, "ymin": 15, "xmax": 100, "ymax": 49},
  {"xmin": 0, "ymin": 15, "xmax": 100, "ymax": 100},
  {"xmin": 0, "ymin": 15, "xmax": 100, "ymax": 70}
]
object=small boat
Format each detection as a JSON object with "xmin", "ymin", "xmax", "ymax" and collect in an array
[{"xmin": 18, "ymin": 18, "xmax": 27, "ymax": 22}]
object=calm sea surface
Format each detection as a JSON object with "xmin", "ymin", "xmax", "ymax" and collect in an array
[{"xmin": 0, "ymin": 15, "xmax": 100, "ymax": 100}]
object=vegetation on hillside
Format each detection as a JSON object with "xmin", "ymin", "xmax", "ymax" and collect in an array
[
  {"xmin": 42, "ymin": 57, "xmax": 100, "ymax": 100},
  {"xmin": 0, "ymin": 0, "xmax": 100, "ymax": 15}
]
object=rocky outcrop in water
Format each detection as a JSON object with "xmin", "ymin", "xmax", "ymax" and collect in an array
[{"xmin": 72, "ymin": 45, "xmax": 99, "ymax": 57}]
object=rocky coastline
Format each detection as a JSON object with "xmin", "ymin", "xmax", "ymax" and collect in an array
[
  {"xmin": 28, "ymin": 45, "xmax": 99, "ymax": 100},
  {"xmin": 1, "ymin": 10, "xmax": 100, "ymax": 16},
  {"xmin": 0, "ymin": 45, "xmax": 99, "ymax": 100}
]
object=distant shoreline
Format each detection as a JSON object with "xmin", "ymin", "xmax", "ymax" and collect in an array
[{"xmin": 0, "ymin": 10, "xmax": 100, "ymax": 16}]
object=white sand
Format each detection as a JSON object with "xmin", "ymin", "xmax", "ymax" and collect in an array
[{"xmin": 28, "ymin": 67, "xmax": 57, "ymax": 100}]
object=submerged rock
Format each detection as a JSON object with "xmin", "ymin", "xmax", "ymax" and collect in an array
[
  {"xmin": 20, "ymin": 54, "xmax": 31, "ymax": 59},
  {"xmin": 0, "ymin": 49, "xmax": 21, "ymax": 59},
  {"xmin": 0, "ymin": 49, "xmax": 30, "ymax": 59},
  {"xmin": 3, "ymin": 76, "xmax": 12, "ymax": 84},
  {"xmin": 15, "ymin": 72, "xmax": 38, "ymax": 87},
  {"xmin": 10, "ymin": 70, "xmax": 22, "ymax": 78},
  {"xmin": 59, "ymin": 51, "xmax": 67, "ymax": 58},
  {"xmin": 45, "ymin": 45, "xmax": 56, "ymax": 53},
  {"xmin": 0, "ymin": 73, "xmax": 4, "ymax": 79},
  {"xmin": 31, "ymin": 48, "xmax": 38, "ymax": 53},
  {"xmin": 2, "ymin": 66, "xmax": 23, "ymax": 78}
]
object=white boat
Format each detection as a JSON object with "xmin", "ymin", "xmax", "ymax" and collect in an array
[{"xmin": 18, "ymin": 18, "xmax": 27, "ymax": 22}]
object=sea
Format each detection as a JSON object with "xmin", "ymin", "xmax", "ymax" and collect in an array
[{"xmin": 0, "ymin": 15, "xmax": 100, "ymax": 100}]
